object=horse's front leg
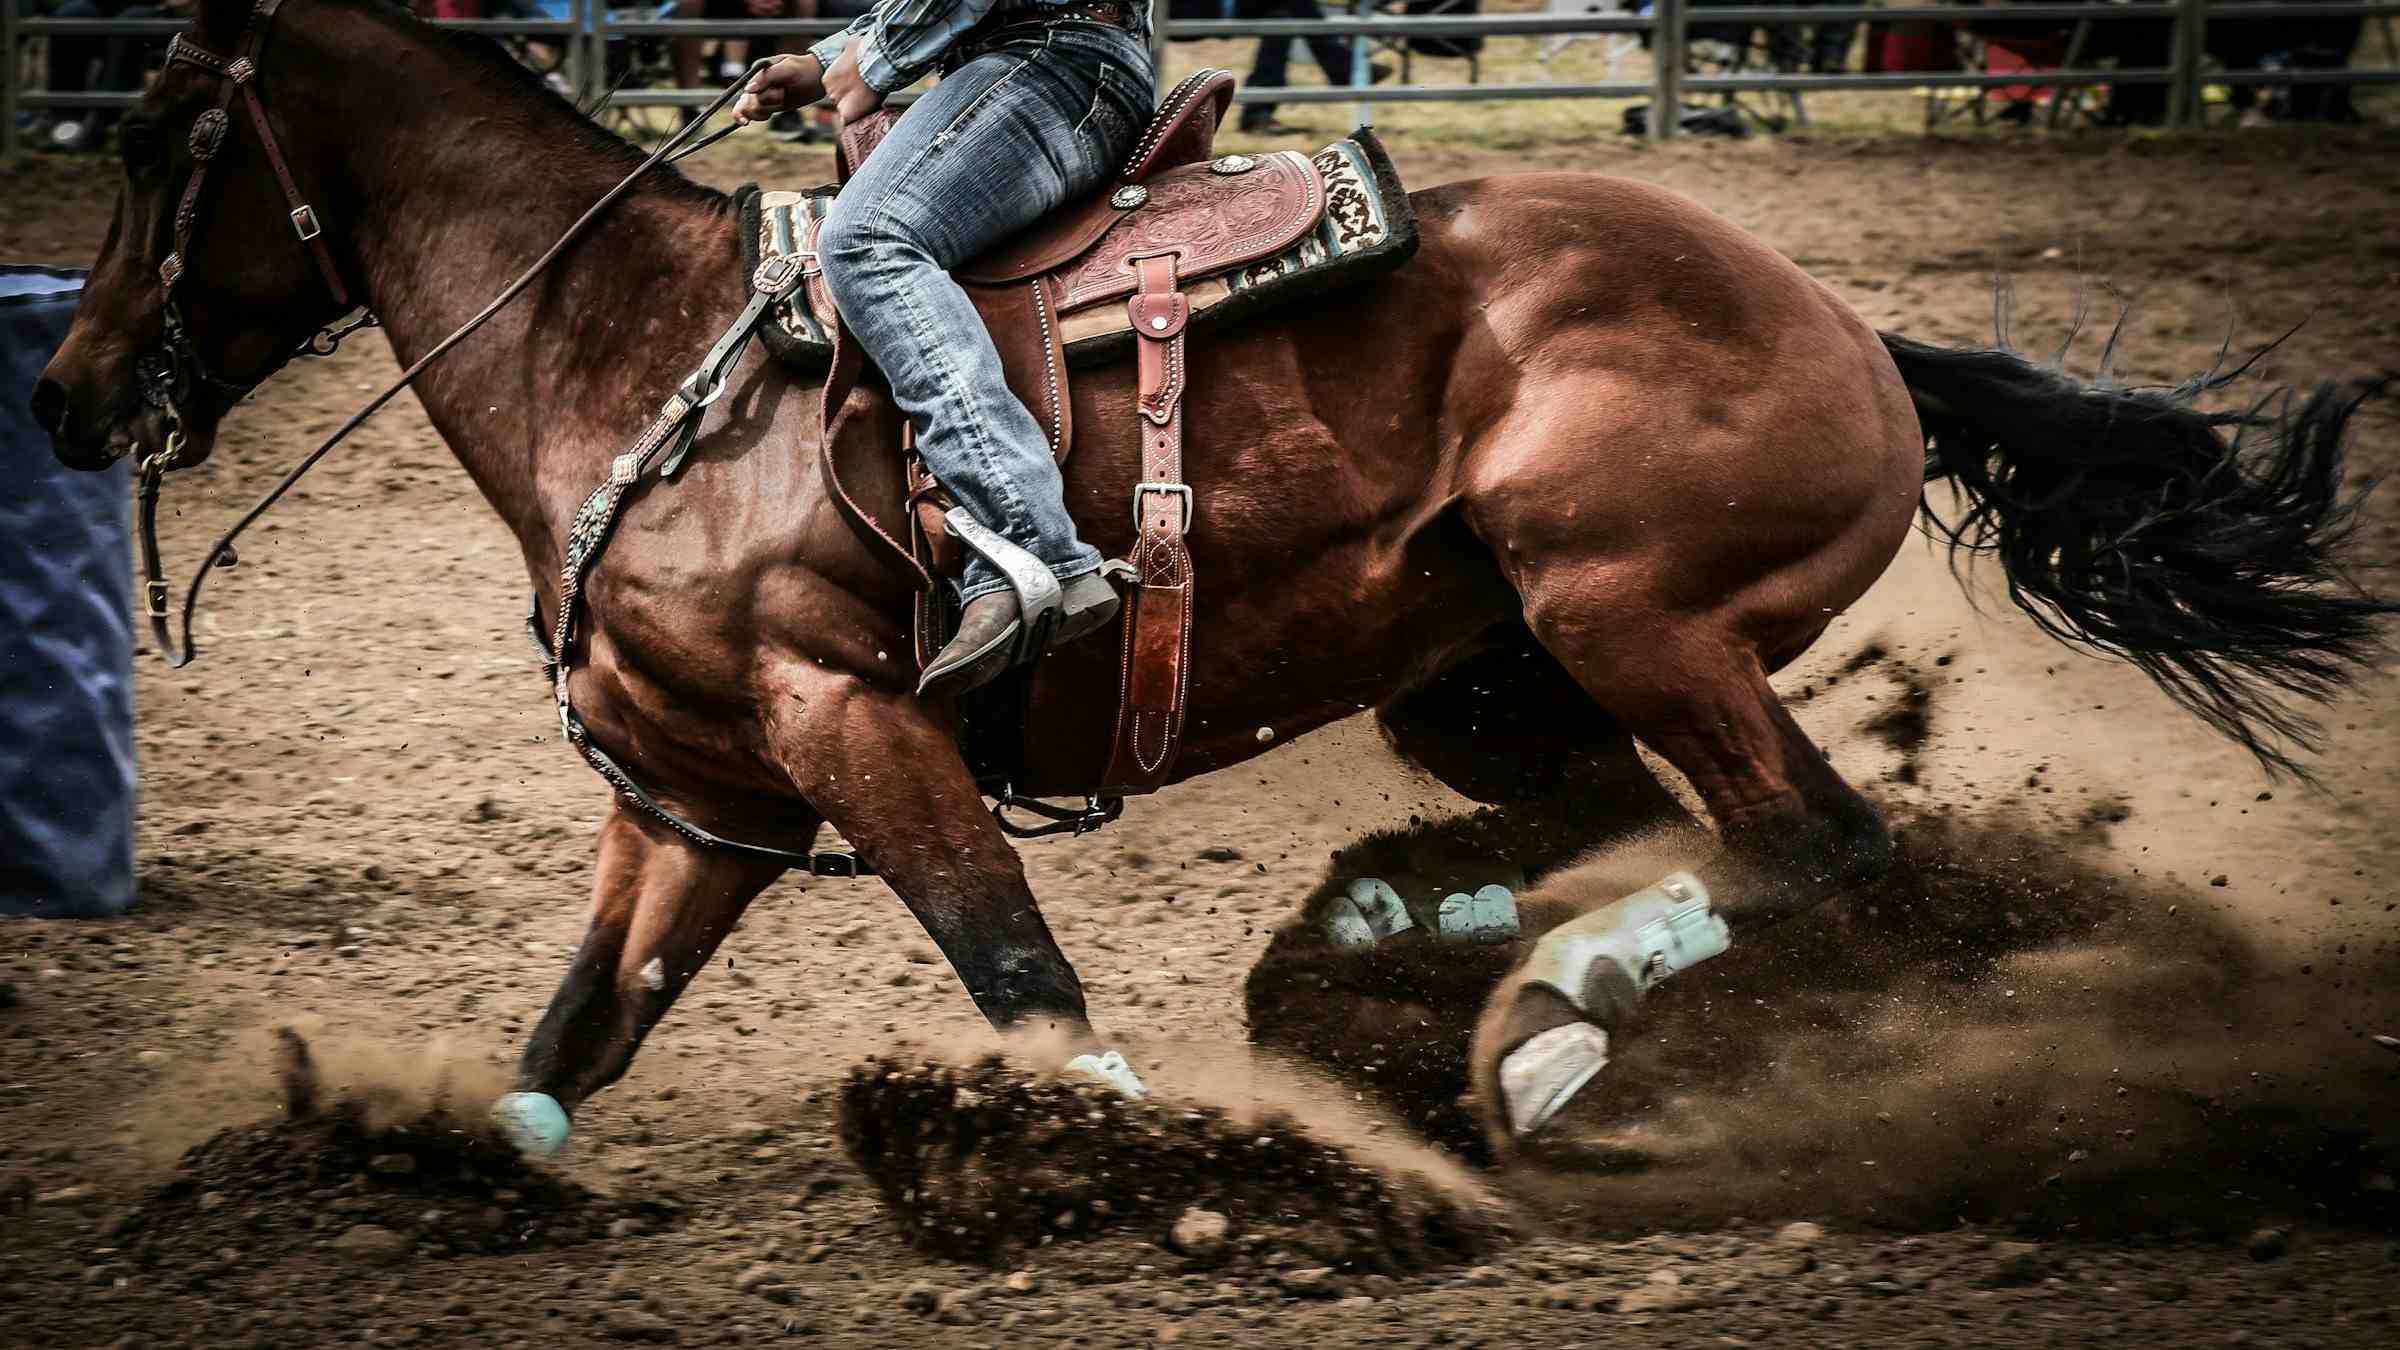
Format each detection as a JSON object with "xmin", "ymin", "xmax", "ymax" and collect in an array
[
  {"xmin": 493, "ymin": 802, "xmax": 791, "ymax": 1155},
  {"xmin": 761, "ymin": 667, "xmax": 1142, "ymax": 1093}
]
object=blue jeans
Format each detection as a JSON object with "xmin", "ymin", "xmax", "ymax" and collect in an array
[{"xmin": 818, "ymin": 20, "xmax": 1153, "ymax": 602}]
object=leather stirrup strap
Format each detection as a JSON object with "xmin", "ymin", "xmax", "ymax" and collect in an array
[
  {"xmin": 1101, "ymin": 253, "xmax": 1194, "ymax": 796},
  {"xmin": 817, "ymin": 315, "xmax": 931, "ymax": 592}
]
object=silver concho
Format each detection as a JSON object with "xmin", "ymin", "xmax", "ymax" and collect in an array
[
  {"xmin": 188, "ymin": 108, "xmax": 229, "ymax": 162},
  {"xmin": 751, "ymin": 254, "xmax": 803, "ymax": 297},
  {"xmin": 1209, "ymin": 154, "xmax": 1257, "ymax": 176},
  {"xmin": 1109, "ymin": 184, "xmax": 1149, "ymax": 210}
]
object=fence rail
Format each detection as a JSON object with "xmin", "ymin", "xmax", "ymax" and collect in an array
[{"xmin": 7, "ymin": 0, "xmax": 2399, "ymax": 156}]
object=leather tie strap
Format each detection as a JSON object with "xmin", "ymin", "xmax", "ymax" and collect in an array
[
  {"xmin": 234, "ymin": 59, "xmax": 349, "ymax": 309},
  {"xmin": 1101, "ymin": 252, "xmax": 1195, "ymax": 796}
]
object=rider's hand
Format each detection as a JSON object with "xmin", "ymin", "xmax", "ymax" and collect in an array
[
  {"xmin": 735, "ymin": 54, "xmax": 825, "ymax": 125},
  {"xmin": 822, "ymin": 42, "xmax": 886, "ymax": 125}
]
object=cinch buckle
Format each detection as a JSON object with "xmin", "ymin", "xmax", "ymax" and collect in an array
[
  {"xmin": 290, "ymin": 204, "xmax": 322, "ymax": 242},
  {"xmin": 992, "ymin": 790, "xmax": 1124, "ymax": 840},
  {"xmin": 806, "ymin": 852, "xmax": 865, "ymax": 878},
  {"xmin": 1131, "ymin": 482, "xmax": 1192, "ymax": 533},
  {"xmin": 145, "ymin": 578, "xmax": 170, "ymax": 620}
]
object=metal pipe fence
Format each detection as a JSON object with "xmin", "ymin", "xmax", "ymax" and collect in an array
[{"xmin": 7, "ymin": 0, "xmax": 2399, "ymax": 157}]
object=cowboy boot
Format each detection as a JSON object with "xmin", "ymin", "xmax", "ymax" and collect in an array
[{"xmin": 917, "ymin": 570, "xmax": 1121, "ymax": 700}]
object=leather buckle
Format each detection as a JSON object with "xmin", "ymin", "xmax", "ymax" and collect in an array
[
  {"xmin": 289, "ymin": 204, "xmax": 322, "ymax": 241},
  {"xmin": 1131, "ymin": 482, "xmax": 1192, "ymax": 533},
  {"xmin": 145, "ymin": 578, "xmax": 171, "ymax": 620},
  {"xmin": 752, "ymin": 253, "xmax": 807, "ymax": 297},
  {"xmin": 807, "ymin": 852, "xmax": 865, "ymax": 878},
  {"xmin": 992, "ymin": 791, "xmax": 1124, "ymax": 840}
]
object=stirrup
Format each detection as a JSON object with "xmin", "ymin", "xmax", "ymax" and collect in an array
[{"xmin": 942, "ymin": 506, "xmax": 1063, "ymax": 663}]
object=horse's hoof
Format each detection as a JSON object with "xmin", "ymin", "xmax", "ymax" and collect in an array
[
  {"xmin": 1323, "ymin": 877, "xmax": 1415, "ymax": 948},
  {"xmin": 1064, "ymin": 1049, "xmax": 1148, "ymax": 1100},
  {"xmin": 1437, "ymin": 884, "xmax": 1520, "ymax": 943},
  {"xmin": 1496, "ymin": 1022, "xmax": 1612, "ymax": 1137},
  {"xmin": 492, "ymin": 1091, "xmax": 571, "ymax": 1157}
]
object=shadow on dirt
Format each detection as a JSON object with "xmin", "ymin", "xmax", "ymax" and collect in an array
[{"xmin": 1243, "ymin": 643, "xmax": 2400, "ymax": 1241}]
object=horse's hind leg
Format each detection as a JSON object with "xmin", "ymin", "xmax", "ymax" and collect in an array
[
  {"xmin": 1471, "ymin": 630, "xmax": 1895, "ymax": 1146},
  {"xmin": 494, "ymin": 801, "xmax": 791, "ymax": 1156},
  {"xmin": 1299, "ymin": 629, "xmax": 1696, "ymax": 946},
  {"xmin": 1375, "ymin": 627, "xmax": 1697, "ymax": 877}
]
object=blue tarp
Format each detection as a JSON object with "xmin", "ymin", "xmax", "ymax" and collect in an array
[{"xmin": 1, "ymin": 266, "xmax": 138, "ymax": 918}]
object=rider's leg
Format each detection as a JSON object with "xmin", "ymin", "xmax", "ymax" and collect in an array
[{"xmin": 815, "ymin": 24, "xmax": 1153, "ymax": 696}]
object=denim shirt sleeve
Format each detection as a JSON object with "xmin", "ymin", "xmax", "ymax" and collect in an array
[{"xmin": 807, "ymin": 0, "xmax": 1005, "ymax": 96}]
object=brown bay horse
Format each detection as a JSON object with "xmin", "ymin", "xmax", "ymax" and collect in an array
[{"xmin": 36, "ymin": 0, "xmax": 2391, "ymax": 1156}]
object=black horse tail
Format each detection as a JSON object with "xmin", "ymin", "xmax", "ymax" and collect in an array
[{"xmin": 1881, "ymin": 323, "xmax": 2392, "ymax": 778}]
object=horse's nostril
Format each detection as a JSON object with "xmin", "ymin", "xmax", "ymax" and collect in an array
[{"xmin": 29, "ymin": 378, "xmax": 68, "ymax": 436}]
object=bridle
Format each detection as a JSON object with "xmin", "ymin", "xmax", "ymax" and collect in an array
[
  {"xmin": 136, "ymin": 0, "xmax": 376, "ymax": 662},
  {"xmin": 129, "ymin": 0, "xmax": 753, "ymax": 668},
  {"xmin": 143, "ymin": 0, "xmax": 361, "ymax": 437}
]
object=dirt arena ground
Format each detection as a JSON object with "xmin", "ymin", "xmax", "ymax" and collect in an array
[{"xmin": 5, "ymin": 113, "xmax": 2400, "ymax": 1348}]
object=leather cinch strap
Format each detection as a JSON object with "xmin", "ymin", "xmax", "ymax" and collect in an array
[{"xmin": 1101, "ymin": 252, "xmax": 1195, "ymax": 796}]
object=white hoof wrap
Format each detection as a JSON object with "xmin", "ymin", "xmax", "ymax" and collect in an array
[
  {"xmin": 1437, "ymin": 884, "xmax": 1520, "ymax": 943},
  {"xmin": 492, "ymin": 1091, "xmax": 571, "ymax": 1158},
  {"xmin": 1065, "ymin": 1050, "xmax": 1148, "ymax": 1100},
  {"xmin": 1520, "ymin": 871, "xmax": 1730, "ymax": 1013},
  {"xmin": 1323, "ymin": 877, "xmax": 1416, "ymax": 948},
  {"xmin": 1498, "ymin": 1022, "xmax": 1611, "ymax": 1137}
]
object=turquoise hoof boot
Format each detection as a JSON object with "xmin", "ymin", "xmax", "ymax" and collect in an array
[
  {"xmin": 1438, "ymin": 884, "xmax": 1520, "ymax": 944},
  {"xmin": 1065, "ymin": 1050, "xmax": 1148, "ymax": 1100},
  {"xmin": 492, "ymin": 1091, "xmax": 571, "ymax": 1158}
]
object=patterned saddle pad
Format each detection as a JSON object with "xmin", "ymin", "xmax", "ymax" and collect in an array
[{"xmin": 737, "ymin": 128, "xmax": 1416, "ymax": 371}]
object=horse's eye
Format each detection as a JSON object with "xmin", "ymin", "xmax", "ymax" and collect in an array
[{"xmin": 120, "ymin": 125, "xmax": 160, "ymax": 170}]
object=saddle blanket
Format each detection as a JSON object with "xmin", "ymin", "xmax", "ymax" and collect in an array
[{"xmin": 737, "ymin": 129, "xmax": 1416, "ymax": 371}]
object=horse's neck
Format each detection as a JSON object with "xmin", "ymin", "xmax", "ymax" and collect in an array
[{"xmin": 340, "ymin": 54, "xmax": 738, "ymax": 572}]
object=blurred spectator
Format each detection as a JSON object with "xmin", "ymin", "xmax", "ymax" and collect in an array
[
  {"xmin": 673, "ymin": 0, "xmax": 763, "ymax": 92},
  {"xmin": 1690, "ymin": 0, "xmax": 1851, "ymax": 75},
  {"xmin": 1171, "ymin": 0, "xmax": 1388, "ymax": 135},
  {"xmin": 18, "ymin": 0, "xmax": 185, "ymax": 152},
  {"xmin": 2215, "ymin": 6, "xmax": 2366, "ymax": 123},
  {"xmin": 671, "ymin": 0, "xmax": 796, "ymax": 93},
  {"xmin": 1953, "ymin": 0, "xmax": 2366, "ymax": 126},
  {"xmin": 668, "ymin": 0, "xmax": 868, "ymax": 134}
]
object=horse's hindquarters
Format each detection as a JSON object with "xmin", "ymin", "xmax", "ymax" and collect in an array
[{"xmin": 1436, "ymin": 172, "xmax": 1925, "ymax": 675}]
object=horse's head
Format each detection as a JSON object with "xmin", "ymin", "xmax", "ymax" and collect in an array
[{"xmin": 33, "ymin": 0, "xmax": 359, "ymax": 472}]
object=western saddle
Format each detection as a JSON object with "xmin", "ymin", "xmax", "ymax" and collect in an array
[{"xmin": 805, "ymin": 70, "xmax": 1342, "ymax": 801}]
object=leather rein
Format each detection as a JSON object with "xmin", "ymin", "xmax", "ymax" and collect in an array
[{"xmin": 133, "ymin": 0, "xmax": 752, "ymax": 669}]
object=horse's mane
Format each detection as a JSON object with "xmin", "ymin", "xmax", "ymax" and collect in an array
[{"xmin": 342, "ymin": 0, "xmax": 728, "ymax": 212}]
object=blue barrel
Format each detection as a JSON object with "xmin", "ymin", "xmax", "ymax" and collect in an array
[{"xmin": 1, "ymin": 266, "xmax": 137, "ymax": 919}]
